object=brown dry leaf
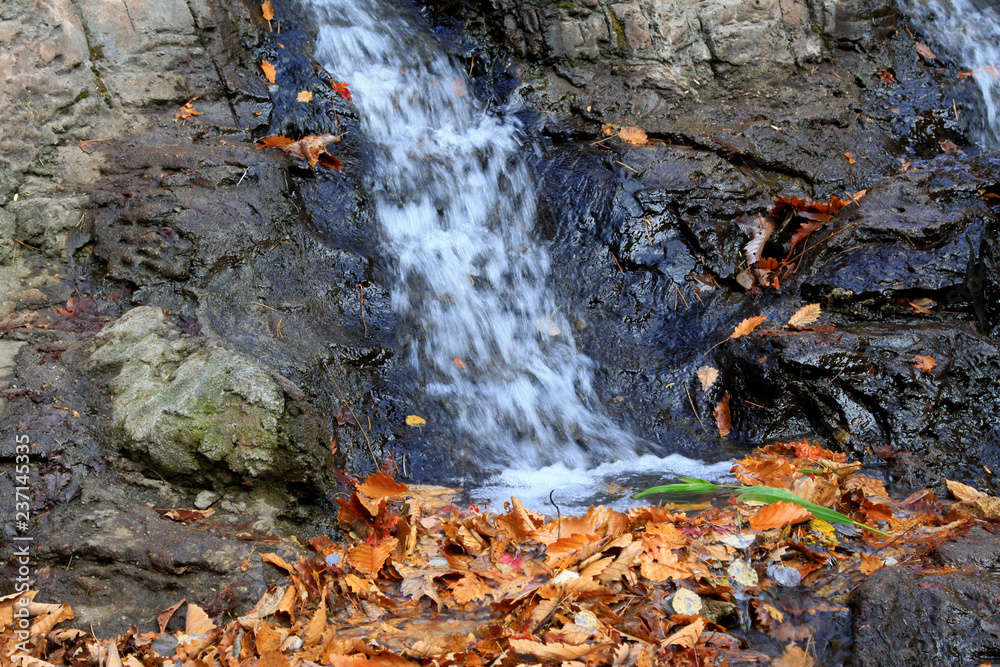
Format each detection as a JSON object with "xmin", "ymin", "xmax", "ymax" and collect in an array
[
  {"xmin": 261, "ymin": 1, "xmax": 274, "ymax": 20},
  {"xmin": 731, "ymin": 315, "xmax": 766, "ymax": 338},
  {"xmin": 156, "ymin": 598, "xmax": 185, "ymax": 633},
  {"xmin": 714, "ymin": 391, "xmax": 731, "ymax": 439},
  {"xmin": 451, "ymin": 574, "xmax": 490, "ymax": 605},
  {"xmin": 619, "ymin": 126, "xmax": 649, "ymax": 145},
  {"xmin": 697, "ymin": 365, "xmax": 719, "ymax": 391},
  {"xmin": 400, "ymin": 572, "xmax": 443, "ymax": 612},
  {"xmin": 29, "ymin": 604, "xmax": 73, "ymax": 636},
  {"xmin": 174, "ymin": 97, "xmax": 202, "ymax": 122},
  {"xmin": 302, "ymin": 598, "xmax": 327, "ymax": 646},
  {"xmin": 786, "ymin": 303, "xmax": 821, "ymax": 329},
  {"xmin": 256, "ymin": 134, "xmax": 340, "ymax": 169},
  {"xmin": 261, "ymin": 60, "xmax": 277, "ymax": 83},
  {"xmin": 859, "ymin": 553, "xmax": 883, "ymax": 576},
  {"xmin": 843, "ymin": 152, "xmax": 856, "ymax": 165},
  {"xmin": 258, "ymin": 650, "xmax": 289, "ymax": 667},
  {"xmin": 358, "ymin": 472, "xmax": 409, "ymax": 502},
  {"xmin": 261, "ymin": 553, "xmax": 297, "ymax": 575},
  {"xmin": 915, "ymin": 42, "xmax": 937, "ymax": 60},
  {"xmin": 663, "ymin": 617, "xmax": 705, "ymax": 649},
  {"xmin": 509, "ymin": 639, "xmax": 602, "ymax": 662},
  {"xmin": 913, "ymin": 355, "xmax": 937, "ymax": 373},
  {"xmin": 185, "ymin": 603, "xmax": 216, "ymax": 636},
  {"xmin": 946, "ymin": 479, "xmax": 987, "ymax": 501},
  {"xmin": 346, "ymin": 538, "xmax": 398, "ymax": 577},
  {"xmin": 297, "ymin": 90, "xmax": 313, "ymax": 102},
  {"xmin": 748, "ymin": 501, "xmax": 813, "ymax": 531},
  {"xmin": 773, "ymin": 643, "xmax": 816, "ymax": 667}
]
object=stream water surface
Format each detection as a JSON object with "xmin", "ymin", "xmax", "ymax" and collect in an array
[{"xmin": 301, "ymin": 0, "xmax": 732, "ymax": 509}]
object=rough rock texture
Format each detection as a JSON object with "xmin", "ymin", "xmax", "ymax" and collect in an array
[
  {"xmin": 851, "ymin": 526, "xmax": 1000, "ymax": 667},
  {"xmin": 75, "ymin": 307, "xmax": 336, "ymax": 490}
]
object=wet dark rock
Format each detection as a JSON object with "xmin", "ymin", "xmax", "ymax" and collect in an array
[{"xmin": 851, "ymin": 534, "xmax": 1000, "ymax": 667}]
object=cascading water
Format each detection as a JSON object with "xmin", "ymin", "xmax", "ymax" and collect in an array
[
  {"xmin": 303, "ymin": 0, "xmax": 732, "ymax": 505},
  {"xmin": 900, "ymin": 0, "xmax": 1000, "ymax": 147}
]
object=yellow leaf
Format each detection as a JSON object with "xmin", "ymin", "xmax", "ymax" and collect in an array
[
  {"xmin": 406, "ymin": 414, "xmax": 426, "ymax": 427},
  {"xmin": 297, "ymin": 90, "xmax": 313, "ymax": 102},
  {"xmin": 261, "ymin": 1, "xmax": 274, "ymax": 20},
  {"xmin": 786, "ymin": 303, "xmax": 821, "ymax": 328},
  {"xmin": 261, "ymin": 60, "xmax": 276, "ymax": 84},
  {"xmin": 731, "ymin": 315, "xmax": 766, "ymax": 338},
  {"xmin": 859, "ymin": 552, "xmax": 883, "ymax": 576}
]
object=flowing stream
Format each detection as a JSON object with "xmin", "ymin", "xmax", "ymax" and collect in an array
[
  {"xmin": 901, "ymin": 0, "xmax": 1000, "ymax": 147},
  {"xmin": 302, "ymin": 0, "xmax": 730, "ymax": 505}
]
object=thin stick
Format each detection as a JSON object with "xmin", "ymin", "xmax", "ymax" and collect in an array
[
  {"xmin": 611, "ymin": 251, "xmax": 624, "ymax": 274},
  {"xmin": 549, "ymin": 490, "xmax": 561, "ymax": 539},
  {"xmin": 324, "ymin": 364, "xmax": 380, "ymax": 469},
  {"xmin": 644, "ymin": 218, "xmax": 654, "ymax": 245},
  {"xmin": 615, "ymin": 160, "xmax": 639, "ymax": 173},
  {"xmin": 674, "ymin": 284, "xmax": 689, "ymax": 308},
  {"xmin": 359, "ymin": 284, "xmax": 368, "ymax": 336},
  {"xmin": 468, "ymin": 56, "xmax": 474, "ymax": 77},
  {"xmin": 684, "ymin": 383, "xmax": 705, "ymax": 428}
]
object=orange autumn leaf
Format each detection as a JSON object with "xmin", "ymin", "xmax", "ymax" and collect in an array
[
  {"xmin": 844, "ymin": 152, "xmax": 856, "ymax": 165},
  {"xmin": 261, "ymin": 552, "xmax": 296, "ymax": 575},
  {"xmin": 913, "ymin": 354, "xmax": 937, "ymax": 373},
  {"xmin": 261, "ymin": 60, "xmax": 277, "ymax": 83},
  {"xmin": 450, "ymin": 574, "xmax": 489, "ymax": 605},
  {"xmin": 748, "ymin": 501, "xmax": 814, "ymax": 530},
  {"xmin": 346, "ymin": 538, "xmax": 397, "ymax": 577},
  {"xmin": 619, "ymin": 126, "xmax": 649, "ymax": 145},
  {"xmin": 261, "ymin": 1, "xmax": 274, "ymax": 20},
  {"xmin": 945, "ymin": 479, "xmax": 987, "ymax": 501},
  {"xmin": 357, "ymin": 472, "xmax": 409, "ymax": 501},
  {"xmin": 256, "ymin": 134, "xmax": 341, "ymax": 169},
  {"xmin": 297, "ymin": 90, "xmax": 313, "ymax": 102},
  {"xmin": 915, "ymin": 42, "xmax": 937, "ymax": 60},
  {"xmin": 174, "ymin": 96, "xmax": 202, "ymax": 122},
  {"xmin": 858, "ymin": 552, "xmax": 883, "ymax": 576},
  {"xmin": 663, "ymin": 617, "xmax": 705, "ymax": 649},
  {"xmin": 714, "ymin": 391, "xmax": 731, "ymax": 438},
  {"xmin": 731, "ymin": 315, "xmax": 766, "ymax": 338},
  {"xmin": 259, "ymin": 651, "xmax": 289, "ymax": 667}
]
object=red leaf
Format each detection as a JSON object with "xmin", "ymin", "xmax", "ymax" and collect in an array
[{"xmin": 331, "ymin": 81, "xmax": 352, "ymax": 102}]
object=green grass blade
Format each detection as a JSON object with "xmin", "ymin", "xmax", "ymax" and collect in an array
[
  {"xmin": 633, "ymin": 480, "xmax": 723, "ymax": 499},
  {"xmin": 737, "ymin": 486, "xmax": 892, "ymax": 537}
]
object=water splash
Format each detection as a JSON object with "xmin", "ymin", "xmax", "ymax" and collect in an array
[
  {"xmin": 304, "ymin": 0, "xmax": 637, "ymax": 469},
  {"xmin": 900, "ymin": 0, "xmax": 1000, "ymax": 147}
]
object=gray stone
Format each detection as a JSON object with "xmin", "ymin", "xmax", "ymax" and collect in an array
[
  {"xmin": 75, "ymin": 307, "xmax": 336, "ymax": 491},
  {"xmin": 194, "ymin": 490, "xmax": 221, "ymax": 509}
]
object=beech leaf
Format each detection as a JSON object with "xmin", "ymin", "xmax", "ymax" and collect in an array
[
  {"xmin": 786, "ymin": 303, "xmax": 821, "ymax": 329},
  {"xmin": 696, "ymin": 365, "xmax": 719, "ymax": 391},
  {"xmin": 731, "ymin": 315, "xmax": 766, "ymax": 338}
]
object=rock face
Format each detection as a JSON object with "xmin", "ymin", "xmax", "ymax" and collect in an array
[
  {"xmin": 851, "ymin": 527, "xmax": 1000, "ymax": 666},
  {"xmin": 77, "ymin": 307, "xmax": 336, "ymax": 490}
]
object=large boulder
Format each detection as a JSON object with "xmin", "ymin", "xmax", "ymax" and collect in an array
[{"xmin": 75, "ymin": 307, "xmax": 336, "ymax": 491}]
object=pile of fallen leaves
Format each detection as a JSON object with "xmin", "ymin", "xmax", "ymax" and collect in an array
[{"xmin": 4, "ymin": 441, "xmax": 998, "ymax": 667}]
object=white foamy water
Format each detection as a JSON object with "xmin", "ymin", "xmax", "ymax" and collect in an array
[
  {"xmin": 303, "ymin": 0, "xmax": 728, "ymax": 494},
  {"xmin": 900, "ymin": 0, "xmax": 1000, "ymax": 147}
]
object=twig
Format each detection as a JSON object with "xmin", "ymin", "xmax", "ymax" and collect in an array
[
  {"xmin": 611, "ymin": 251, "xmax": 624, "ymax": 274},
  {"xmin": 324, "ymin": 364, "xmax": 380, "ymax": 469},
  {"xmin": 644, "ymin": 218, "xmax": 654, "ymax": 245},
  {"xmin": 684, "ymin": 383, "xmax": 705, "ymax": 428},
  {"xmin": 549, "ymin": 490, "xmax": 561, "ymax": 539},
  {"xmin": 13, "ymin": 239, "xmax": 42, "ymax": 250},
  {"xmin": 615, "ymin": 160, "xmax": 639, "ymax": 173},
  {"xmin": 674, "ymin": 284, "xmax": 689, "ymax": 308}
]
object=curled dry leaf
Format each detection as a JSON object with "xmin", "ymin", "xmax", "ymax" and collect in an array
[
  {"xmin": 731, "ymin": 315, "xmax": 766, "ymax": 339},
  {"xmin": 913, "ymin": 355, "xmax": 937, "ymax": 373},
  {"xmin": 915, "ymin": 42, "xmax": 937, "ymax": 60},
  {"xmin": 714, "ymin": 391, "xmax": 731, "ymax": 438},
  {"xmin": 663, "ymin": 617, "xmax": 705, "ymax": 649},
  {"xmin": 174, "ymin": 97, "xmax": 202, "ymax": 122},
  {"xmin": 696, "ymin": 365, "xmax": 719, "ymax": 391},
  {"xmin": 786, "ymin": 303, "xmax": 821, "ymax": 329},
  {"xmin": 261, "ymin": 60, "xmax": 276, "ymax": 83},
  {"xmin": 256, "ymin": 134, "xmax": 341, "ymax": 169},
  {"xmin": 843, "ymin": 152, "xmax": 856, "ymax": 165}
]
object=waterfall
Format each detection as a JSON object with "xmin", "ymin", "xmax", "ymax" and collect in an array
[
  {"xmin": 900, "ymin": 0, "xmax": 1000, "ymax": 147},
  {"xmin": 303, "ymin": 0, "xmax": 638, "ymax": 469}
]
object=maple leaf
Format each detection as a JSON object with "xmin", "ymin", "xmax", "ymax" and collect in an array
[
  {"xmin": 297, "ymin": 90, "xmax": 313, "ymax": 102},
  {"xmin": 913, "ymin": 354, "xmax": 937, "ymax": 373},
  {"xmin": 261, "ymin": 60, "xmax": 277, "ymax": 83},
  {"xmin": 915, "ymin": 42, "xmax": 937, "ymax": 60},
  {"xmin": 450, "ymin": 574, "xmax": 489, "ymax": 605},
  {"xmin": 786, "ymin": 303, "xmax": 821, "ymax": 329},
  {"xmin": 731, "ymin": 315, "xmax": 766, "ymax": 338},
  {"xmin": 696, "ymin": 365, "xmax": 719, "ymax": 391},
  {"xmin": 748, "ymin": 501, "xmax": 813, "ymax": 530},
  {"xmin": 174, "ymin": 97, "xmax": 202, "ymax": 122},
  {"xmin": 331, "ymin": 81, "xmax": 352, "ymax": 101}
]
